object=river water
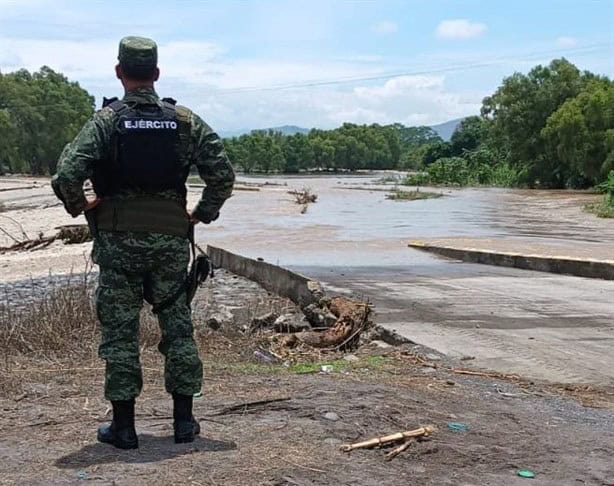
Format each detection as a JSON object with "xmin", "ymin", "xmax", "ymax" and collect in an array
[{"xmin": 196, "ymin": 174, "xmax": 613, "ymax": 268}]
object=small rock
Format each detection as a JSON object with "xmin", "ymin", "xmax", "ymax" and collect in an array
[
  {"xmin": 205, "ymin": 317, "xmax": 223, "ymax": 331},
  {"xmin": 204, "ymin": 307, "xmax": 234, "ymax": 331},
  {"xmin": 301, "ymin": 303, "xmax": 337, "ymax": 328},
  {"xmin": 422, "ymin": 367, "xmax": 437, "ymax": 374},
  {"xmin": 446, "ymin": 380, "xmax": 456, "ymax": 386},
  {"xmin": 273, "ymin": 314, "xmax": 311, "ymax": 333},
  {"xmin": 425, "ymin": 353, "xmax": 442, "ymax": 361},
  {"xmin": 323, "ymin": 412, "xmax": 340, "ymax": 422},
  {"xmin": 251, "ymin": 311, "xmax": 279, "ymax": 331},
  {"xmin": 343, "ymin": 354, "xmax": 360, "ymax": 363},
  {"xmin": 372, "ymin": 340, "xmax": 392, "ymax": 349}
]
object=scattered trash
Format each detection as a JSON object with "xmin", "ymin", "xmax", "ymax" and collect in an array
[
  {"xmin": 447, "ymin": 422, "xmax": 470, "ymax": 432},
  {"xmin": 320, "ymin": 365, "xmax": 334, "ymax": 373},
  {"xmin": 77, "ymin": 471, "xmax": 88, "ymax": 480},
  {"xmin": 193, "ymin": 391, "xmax": 203, "ymax": 398},
  {"xmin": 517, "ymin": 469, "xmax": 536, "ymax": 479}
]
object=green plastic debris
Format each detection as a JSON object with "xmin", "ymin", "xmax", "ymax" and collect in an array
[
  {"xmin": 447, "ymin": 422, "xmax": 470, "ymax": 432},
  {"xmin": 517, "ymin": 469, "xmax": 535, "ymax": 479},
  {"xmin": 193, "ymin": 391, "xmax": 203, "ymax": 398}
]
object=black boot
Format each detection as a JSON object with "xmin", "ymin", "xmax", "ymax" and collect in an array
[
  {"xmin": 173, "ymin": 393, "xmax": 201, "ymax": 443},
  {"xmin": 97, "ymin": 399, "xmax": 138, "ymax": 449}
]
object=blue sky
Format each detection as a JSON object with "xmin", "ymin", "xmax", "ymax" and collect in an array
[{"xmin": 1, "ymin": 0, "xmax": 612, "ymax": 132}]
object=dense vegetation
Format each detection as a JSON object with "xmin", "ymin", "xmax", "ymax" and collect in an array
[
  {"xmin": 0, "ymin": 67, "xmax": 94, "ymax": 175},
  {"xmin": 224, "ymin": 123, "xmax": 441, "ymax": 174}
]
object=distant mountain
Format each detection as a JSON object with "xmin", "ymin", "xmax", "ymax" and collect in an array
[
  {"xmin": 219, "ymin": 125, "xmax": 310, "ymax": 138},
  {"xmin": 267, "ymin": 125, "xmax": 310, "ymax": 135},
  {"xmin": 429, "ymin": 118, "xmax": 465, "ymax": 141},
  {"xmin": 221, "ymin": 120, "xmax": 464, "ymax": 140}
]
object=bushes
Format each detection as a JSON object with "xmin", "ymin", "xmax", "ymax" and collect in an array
[{"xmin": 404, "ymin": 157, "xmax": 522, "ymax": 187}]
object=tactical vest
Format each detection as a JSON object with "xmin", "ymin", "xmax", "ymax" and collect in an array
[
  {"xmin": 91, "ymin": 97, "xmax": 192, "ymax": 238},
  {"xmin": 93, "ymin": 97, "xmax": 186, "ymax": 199}
]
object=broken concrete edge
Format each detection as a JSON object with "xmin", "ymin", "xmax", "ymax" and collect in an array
[
  {"xmin": 207, "ymin": 245, "xmax": 323, "ymax": 307},
  {"xmin": 408, "ymin": 242, "xmax": 614, "ymax": 280}
]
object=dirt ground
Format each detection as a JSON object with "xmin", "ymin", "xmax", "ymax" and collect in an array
[
  {"xmin": 1, "ymin": 272, "xmax": 614, "ymax": 486},
  {"xmin": 1, "ymin": 340, "xmax": 614, "ymax": 485}
]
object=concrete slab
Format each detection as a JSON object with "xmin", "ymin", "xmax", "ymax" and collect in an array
[
  {"xmin": 297, "ymin": 263, "xmax": 614, "ymax": 385},
  {"xmin": 409, "ymin": 237, "xmax": 614, "ymax": 279}
]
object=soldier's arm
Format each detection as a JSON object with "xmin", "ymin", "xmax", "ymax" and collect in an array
[
  {"xmin": 189, "ymin": 113, "xmax": 235, "ymax": 223},
  {"xmin": 51, "ymin": 109, "xmax": 114, "ymax": 217}
]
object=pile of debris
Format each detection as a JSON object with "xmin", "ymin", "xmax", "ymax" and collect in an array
[
  {"xmin": 0, "ymin": 224, "xmax": 91, "ymax": 253},
  {"xmin": 202, "ymin": 275, "xmax": 374, "ymax": 362},
  {"xmin": 247, "ymin": 295, "xmax": 372, "ymax": 352}
]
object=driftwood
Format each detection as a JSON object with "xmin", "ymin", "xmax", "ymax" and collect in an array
[
  {"xmin": 288, "ymin": 189, "xmax": 317, "ymax": 205},
  {"xmin": 340, "ymin": 426, "xmax": 435, "ymax": 452},
  {"xmin": 385, "ymin": 439, "xmax": 413, "ymax": 460},
  {"xmin": 283, "ymin": 296, "xmax": 371, "ymax": 350},
  {"xmin": 0, "ymin": 224, "xmax": 91, "ymax": 253}
]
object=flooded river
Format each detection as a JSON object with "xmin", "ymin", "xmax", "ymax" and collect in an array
[{"xmin": 198, "ymin": 174, "xmax": 613, "ymax": 268}]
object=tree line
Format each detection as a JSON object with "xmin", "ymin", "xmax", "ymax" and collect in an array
[
  {"xmin": 0, "ymin": 66, "xmax": 95, "ymax": 175},
  {"xmin": 223, "ymin": 123, "xmax": 441, "ymax": 174},
  {"xmin": 1, "ymin": 59, "xmax": 612, "ymax": 192}
]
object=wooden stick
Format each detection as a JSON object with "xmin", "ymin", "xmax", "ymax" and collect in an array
[
  {"xmin": 385, "ymin": 439, "xmax": 413, "ymax": 460},
  {"xmin": 340, "ymin": 426, "xmax": 435, "ymax": 452},
  {"xmin": 208, "ymin": 397, "xmax": 292, "ymax": 416}
]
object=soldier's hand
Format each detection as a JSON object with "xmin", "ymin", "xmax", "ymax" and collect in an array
[
  {"xmin": 84, "ymin": 198, "xmax": 101, "ymax": 212},
  {"xmin": 189, "ymin": 212, "xmax": 201, "ymax": 225}
]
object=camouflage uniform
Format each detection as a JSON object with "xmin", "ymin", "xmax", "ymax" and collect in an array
[{"xmin": 52, "ymin": 38, "xmax": 234, "ymax": 402}]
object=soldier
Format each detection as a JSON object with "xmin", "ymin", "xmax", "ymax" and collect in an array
[{"xmin": 52, "ymin": 36, "xmax": 235, "ymax": 449}]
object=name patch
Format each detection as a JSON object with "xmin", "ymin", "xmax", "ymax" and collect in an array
[{"xmin": 123, "ymin": 119, "xmax": 178, "ymax": 130}]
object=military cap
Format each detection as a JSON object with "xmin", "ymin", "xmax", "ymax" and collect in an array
[{"xmin": 118, "ymin": 36, "xmax": 158, "ymax": 69}]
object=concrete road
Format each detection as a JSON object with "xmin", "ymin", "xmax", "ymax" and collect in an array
[{"xmin": 295, "ymin": 255, "xmax": 614, "ymax": 385}]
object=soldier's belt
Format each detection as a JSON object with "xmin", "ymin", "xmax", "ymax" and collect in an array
[{"xmin": 95, "ymin": 197, "xmax": 190, "ymax": 237}]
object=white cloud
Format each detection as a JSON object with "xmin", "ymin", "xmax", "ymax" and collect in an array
[
  {"xmin": 190, "ymin": 74, "xmax": 481, "ymax": 131},
  {"xmin": 435, "ymin": 19, "xmax": 487, "ymax": 40},
  {"xmin": 371, "ymin": 21, "xmax": 398, "ymax": 35},
  {"xmin": 0, "ymin": 35, "xmax": 480, "ymax": 131},
  {"xmin": 556, "ymin": 36, "xmax": 578, "ymax": 47}
]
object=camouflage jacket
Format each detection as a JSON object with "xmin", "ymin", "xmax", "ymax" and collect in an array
[{"xmin": 52, "ymin": 87, "xmax": 235, "ymax": 223}]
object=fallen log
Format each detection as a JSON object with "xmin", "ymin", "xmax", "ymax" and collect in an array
[{"xmin": 340, "ymin": 426, "xmax": 435, "ymax": 452}]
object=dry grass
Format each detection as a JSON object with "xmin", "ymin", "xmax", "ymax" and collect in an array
[{"xmin": 0, "ymin": 268, "xmax": 162, "ymax": 387}]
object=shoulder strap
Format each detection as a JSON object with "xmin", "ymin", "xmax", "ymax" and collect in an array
[{"xmin": 102, "ymin": 96, "xmax": 118, "ymax": 108}]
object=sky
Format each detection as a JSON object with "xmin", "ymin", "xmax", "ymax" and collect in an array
[{"xmin": 0, "ymin": 0, "xmax": 613, "ymax": 133}]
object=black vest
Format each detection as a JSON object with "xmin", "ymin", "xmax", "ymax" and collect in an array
[{"xmin": 93, "ymin": 97, "xmax": 186, "ymax": 198}]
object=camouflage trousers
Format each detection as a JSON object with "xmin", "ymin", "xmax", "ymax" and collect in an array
[{"xmin": 94, "ymin": 232, "xmax": 203, "ymax": 401}]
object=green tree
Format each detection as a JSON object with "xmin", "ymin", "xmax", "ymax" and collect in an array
[
  {"xmin": 0, "ymin": 67, "xmax": 94, "ymax": 175},
  {"xmin": 542, "ymin": 78, "xmax": 614, "ymax": 185},
  {"xmin": 422, "ymin": 140, "xmax": 452, "ymax": 166},
  {"xmin": 482, "ymin": 58, "xmax": 586, "ymax": 187},
  {"xmin": 450, "ymin": 116, "xmax": 488, "ymax": 156}
]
